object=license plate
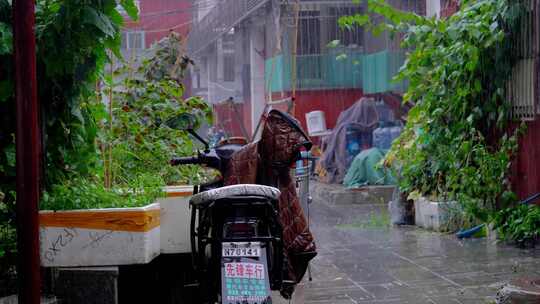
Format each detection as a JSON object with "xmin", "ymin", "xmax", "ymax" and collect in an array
[{"xmin": 222, "ymin": 242, "xmax": 261, "ymax": 257}]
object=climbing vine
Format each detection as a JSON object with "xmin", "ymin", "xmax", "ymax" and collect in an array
[{"xmin": 341, "ymin": 0, "xmax": 526, "ymax": 225}]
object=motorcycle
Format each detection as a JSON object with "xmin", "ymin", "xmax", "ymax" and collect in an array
[{"xmin": 169, "ymin": 113, "xmax": 286, "ymax": 304}]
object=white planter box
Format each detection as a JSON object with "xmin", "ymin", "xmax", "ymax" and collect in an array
[
  {"xmin": 159, "ymin": 185, "xmax": 194, "ymax": 254},
  {"xmin": 39, "ymin": 186, "xmax": 195, "ymax": 267},
  {"xmin": 414, "ymin": 197, "xmax": 459, "ymax": 232},
  {"xmin": 39, "ymin": 203, "xmax": 161, "ymax": 267}
]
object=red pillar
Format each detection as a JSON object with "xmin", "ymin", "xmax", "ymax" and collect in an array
[{"xmin": 13, "ymin": 0, "xmax": 41, "ymax": 303}]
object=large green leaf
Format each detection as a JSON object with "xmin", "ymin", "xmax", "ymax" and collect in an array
[
  {"xmin": 4, "ymin": 144, "xmax": 15, "ymax": 168},
  {"xmin": 0, "ymin": 79, "xmax": 12, "ymax": 102},
  {"xmin": 0, "ymin": 22, "xmax": 12, "ymax": 55},
  {"xmin": 119, "ymin": 0, "xmax": 139, "ymax": 21},
  {"xmin": 82, "ymin": 7, "xmax": 116, "ymax": 37}
]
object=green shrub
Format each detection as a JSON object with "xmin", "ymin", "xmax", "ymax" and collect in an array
[
  {"xmin": 98, "ymin": 32, "xmax": 211, "ymax": 187},
  {"xmin": 0, "ymin": 190, "xmax": 16, "ymax": 297},
  {"xmin": 493, "ymin": 204, "xmax": 540, "ymax": 247},
  {"xmin": 341, "ymin": 0, "xmax": 527, "ymax": 235},
  {"xmin": 0, "ymin": 190, "xmax": 15, "ymax": 257},
  {"xmin": 40, "ymin": 174, "xmax": 164, "ymax": 211}
]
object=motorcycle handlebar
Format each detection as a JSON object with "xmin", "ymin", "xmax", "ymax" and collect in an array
[{"xmin": 170, "ymin": 156, "xmax": 201, "ymax": 166}]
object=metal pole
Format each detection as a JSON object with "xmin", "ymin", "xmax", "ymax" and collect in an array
[{"xmin": 13, "ymin": 0, "xmax": 41, "ymax": 303}]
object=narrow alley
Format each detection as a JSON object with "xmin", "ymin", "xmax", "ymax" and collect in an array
[
  {"xmin": 3, "ymin": 1, "xmax": 540, "ymax": 304},
  {"xmin": 286, "ymin": 187, "xmax": 540, "ymax": 304}
]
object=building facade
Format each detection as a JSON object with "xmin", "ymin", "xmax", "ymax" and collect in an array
[
  {"xmin": 187, "ymin": 0, "xmax": 425, "ymax": 138},
  {"xmin": 120, "ymin": 0, "xmax": 193, "ymax": 55}
]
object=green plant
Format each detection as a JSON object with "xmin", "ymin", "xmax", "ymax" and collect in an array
[
  {"xmin": 1, "ymin": 0, "xmax": 139, "ymax": 206},
  {"xmin": 0, "ymin": 190, "xmax": 16, "ymax": 297},
  {"xmin": 0, "ymin": 0, "xmax": 138, "ymax": 288},
  {"xmin": 0, "ymin": 190, "xmax": 16, "ymax": 259},
  {"xmin": 493, "ymin": 204, "xmax": 540, "ymax": 247},
  {"xmin": 37, "ymin": 26, "xmax": 212, "ymax": 212},
  {"xmin": 40, "ymin": 174, "xmax": 163, "ymax": 211},
  {"xmin": 35, "ymin": 0, "xmax": 138, "ymax": 187},
  {"xmin": 340, "ymin": 0, "xmax": 524, "ymax": 223},
  {"xmin": 102, "ymin": 32, "xmax": 212, "ymax": 187}
]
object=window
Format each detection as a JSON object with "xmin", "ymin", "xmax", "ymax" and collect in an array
[
  {"xmin": 298, "ymin": 11, "xmax": 321, "ymax": 55},
  {"xmin": 121, "ymin": 31, "xmax": 145, "ymax": 50},
  {"xmin": 400, "ymin": 0, "xmax": 423, "ymax": 14},
  {"xmin": 223, "ymin": 54, "xmax": 235, "ymax": 82},
  {"xmin": 296, "ymin": 10, "xmax": 322, "ymax": 82},
  {"xmin": 222, "ymin": 32, "xmax": 236, "ymax": 82},
  {"xmin": 507, "ymin": 1, "xmax": 539, "ymax": 120}
]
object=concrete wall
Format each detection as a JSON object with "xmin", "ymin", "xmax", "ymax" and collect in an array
[
  {"xmin": 426, "ymin": 0, "xmax": 441, "ymax": 18},
  {"xmin": 194, "ymin": 0, "xmax": 218, "ymax": 22},
  {"xmin": 249, "ymin": 19, "xmax": 267, "ymax": 132}
]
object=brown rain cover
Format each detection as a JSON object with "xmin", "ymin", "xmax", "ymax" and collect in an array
[{"xmin": 224, "ymin": 110, "xmax": 316, "ymax": 298}]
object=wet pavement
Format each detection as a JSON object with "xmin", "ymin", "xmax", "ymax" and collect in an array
[{"xmin": 276, "ymin": 185, "xmax": 540, "ymax": 304}]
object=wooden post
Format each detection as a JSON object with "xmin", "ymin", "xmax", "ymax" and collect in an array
[{"xmin": 13, "ymin": 0, "xmax": 41, "ymax": 303}]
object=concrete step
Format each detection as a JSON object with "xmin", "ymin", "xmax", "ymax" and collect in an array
[
  {"xmin": 312, "ymin": 181, "xmax": 395, "ymax": 205},
  {"xmin": 0, "ymin": 296, "xmax": 60, "ymax": 304}
]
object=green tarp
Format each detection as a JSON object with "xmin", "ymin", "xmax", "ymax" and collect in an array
[{"xmin": 343, "ymin": 148, "xmax": 396, "ymax": 188}]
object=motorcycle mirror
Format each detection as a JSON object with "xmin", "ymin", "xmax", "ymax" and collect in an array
[{"xmin": 166, "ymin": 113, "xmax": 210, "ymax": 151}]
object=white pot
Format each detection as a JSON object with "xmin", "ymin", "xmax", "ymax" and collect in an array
[{"xmin": 414, "ymin": 197, "xmax": 459, "ymax": 232}]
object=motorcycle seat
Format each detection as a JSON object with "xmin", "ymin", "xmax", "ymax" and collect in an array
[{"xmin": 190, "ymin": 184, "xmax": 281, "ymax": 207}]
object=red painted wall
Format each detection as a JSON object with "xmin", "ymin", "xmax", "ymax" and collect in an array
[
  {"xmin": 124, "ymin": 0, "xmax": 192, "ymax": 46},
  {"xmin": 511, "ymin": 119, "xmax": 540, "ymax": 204},
  {"xmin": 441, "ymin": 0, "xmax": 460, "ymax": 18},
  {"xmin": 214, "ymin": 89, "xmax": 364, "ymax": 141},
  {"xmin": 271, "ymin": 89, "xmax": 364, "ymax": 131},
  {"xmin": 213, "ymin": 102, "xmax": 251, "ymax": 139}
]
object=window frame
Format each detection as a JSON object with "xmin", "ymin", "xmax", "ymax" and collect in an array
[{"xmin": 121, "ymin": 31, "xmax": 146, "ymax": 50}]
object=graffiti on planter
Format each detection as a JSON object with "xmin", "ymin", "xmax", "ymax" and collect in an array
[
  {"xmin": 43, "ymin": 228, "xmax": 78, "ymax": 263},
  {"xmin": 83, "ymin": 230, "xmax": 114, "ymax": 249}
]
